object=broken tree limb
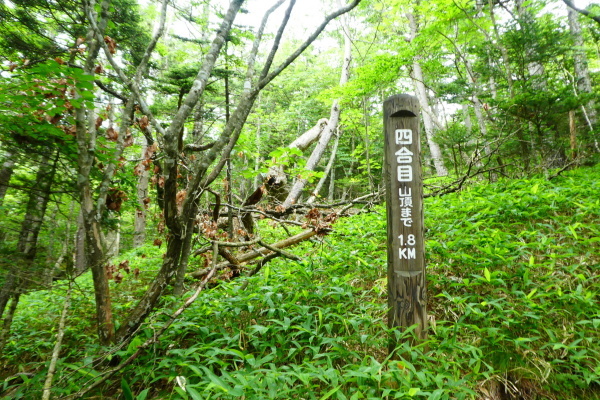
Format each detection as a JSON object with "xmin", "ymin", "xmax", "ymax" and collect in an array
[
  {"xmin": 289, "ymin": 118, "xmax": 329, "ymax": 150},
  {"xmin": 257, "ymin": 240, "xmax": 302, "ymax": 261},
  {"xmin": 190, "ymin": 229, "xmax": 318, "ymax": 279},
  {"xmin": 282, "ymin": 13, "xmax": 353, "ymax": 208},
  {"xmin": 262, "ymin": 118, "xmax": 329, "ymax": 203}
]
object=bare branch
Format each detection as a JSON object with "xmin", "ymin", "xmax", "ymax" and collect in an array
[
  {"xmin": 190, "ymin": 229, "xmax": 319, "ymax": 279},
  {"xmin": 258, "ymin": 0, "xmax": 297, "ymax": 82},
  {"xmin": 184, "ymin": 142, "xmax": 216, "ymax": 152},
  {"xmin": 562, "ymin": 0, "xmax": 600, "ymax": 25},
  {"xmin": 258, "ymin": 0, "xmax": 362, "ymax": 89},
  {"xmin": 245, "ymin": 0, "xmax": 287, "ymax": 87},
  {"xmin": 258, "ymin": 240, "xmax": 302, "ymax": 261},
  {"xmin": 94, "ymin": 80, "xmax": 128, "ymax": 102}
]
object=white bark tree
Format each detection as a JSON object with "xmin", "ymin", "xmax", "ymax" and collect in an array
[
  {"xmin": 407, "ymin": 12, "xmax": 448, "ymax": 177},
  {"xmin": 567, "ymin": 6, "xmax": 600, "ymax": 151}
]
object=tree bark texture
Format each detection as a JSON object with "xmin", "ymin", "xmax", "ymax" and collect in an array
[
  {"xmin": 0, "ymin": 152, "xmax": 15, "ymax": 207},
  {"xmin": 134, "ymin": 143, "xmax": 150, "ymax": 248},
  {"xmin": 0, "ymin": 293, "xmax": 19, "ymax": 350},
  {"xmin": 17, "ymin": 152, "xmax": 57, "ymax": 258},
  {"xmin": 0, "ymin": 151, "xmax": 57, "ymax": 327},
  {"xmin": 307, "ymin": 131, "xmax": 340, "ymax": 204}
]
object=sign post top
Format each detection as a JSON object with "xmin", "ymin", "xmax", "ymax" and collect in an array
[{"xmin": 384, "ymin": 94, "xmax": 419, "ymax": 118}]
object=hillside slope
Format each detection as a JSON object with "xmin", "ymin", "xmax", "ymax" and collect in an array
[{"xmin": 2, "ymin": 166, "xmax": 599, "ymax": 399}]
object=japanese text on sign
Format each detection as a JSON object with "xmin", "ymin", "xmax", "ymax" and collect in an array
[{"xmin": 395, "ymin": 129, "xmax": 416, "ymax": 260}]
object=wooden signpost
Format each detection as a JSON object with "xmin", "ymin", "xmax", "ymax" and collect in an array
[{"xmin": 383, "ymin": 94, "xmax": 427, "ymax": 348}]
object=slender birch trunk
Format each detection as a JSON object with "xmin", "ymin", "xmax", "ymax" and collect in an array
[
  {"xmin": 42, "ymin": 283, "xmax": 72, "ymax": 400},
  {"xmin": 567, "ymin": 7, "xmax": 599, "ymax": 151},
  {"xmin": 407, "ymin": 12, "xmax": 448, "ymax": 177},
  {"xmin": 134, "ymin": 143, "xmax": 150, "ymax": 248}
]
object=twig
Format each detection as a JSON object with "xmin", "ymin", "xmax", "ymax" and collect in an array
[
  {"xmin": 191, "ymin": 237, "xmax": 262, "ymax": 257},
  {"xmin": 258, "ymin": 240, "xmax": 302, "ymax": 261},
  {"xmin": 183, "ymin": 142, "xmax": 216, "ymax": 152},
  {"xmin": 42, "ymin": 282, "xmax": 73, "ymax": 400},
  {"xmin": 547, "ymin": 159, "xmax": 579, "ymax": 181}
]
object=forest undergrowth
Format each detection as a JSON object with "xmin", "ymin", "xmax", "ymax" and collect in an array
[{"xmin": 1, "ymin": 166, "xmax": 599, "ymax": 400}]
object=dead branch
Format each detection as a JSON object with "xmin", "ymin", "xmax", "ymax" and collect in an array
[
  {"xmin": 547, "ymin": 159, "xmax": 580, "ymax": 181},
  {"xmin": 424, "ymin": 162, "xmax": 515, "ymax": 198},
  {"xmin": 94, "ymin": 80, "xmax": 128, "ymax": 102},
  {"xmin": 258, "ymin": 240, "xmax": 302, "ymax": 261},
  {"xmin": 190, "ymin": 229, "xmax": 318, "ymax": 279}
]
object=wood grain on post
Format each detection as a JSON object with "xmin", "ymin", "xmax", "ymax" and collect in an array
[{"xmin": 383, "ymin": 94, "xmax": 427, "ymax": 349}]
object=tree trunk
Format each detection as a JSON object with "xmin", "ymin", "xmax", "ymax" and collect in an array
[
  {"xmin": 567, "ymin": 7, "xmax": 600, "ymax": 151},
  {"xmin": 74, "ymin": 209, "xmax": 87, "ymax": 275},
  {"xmin": 307, "ymin": 130, "xmax": 340, "ymax": 203},
  {"xmin": 134, "ymin": 143, "xmax": 150, "ymax": 248},
  {"xmin": 407, "ymin": 12, "xmax": 448, "ymax": 177},
  {"xmin": 0, "ymin": 151, "xmax": 15, "ymax": 207},
  {"xmin": 105, "ymin": 218, "xmax": 120, "ymax": 259},
  {"xmin": 17, "ymin": 152, "xmax": 57, "ymax": 258},
  {"xmin": 410, "ymin": 60, "xmax": 448, "ymax": 177},
  {"xmin": 0, "ymin": 151, "xmax": 58, "ymax": 326},
  {"xmin": 328, "ymin": 164, "xmax": 336, "ymax": 201},
  {"xmin": 570, "ymin": 109, "xmax": 577, "ymax": 160},
  {"xmin": 117, "ymin": 232, "xmax": 184, "ymax": 341},
  {"xmin": 0, "ymin": 293, "xmax": 19, "ymax": 350}
]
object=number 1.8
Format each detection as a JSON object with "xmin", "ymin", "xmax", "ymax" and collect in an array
[{"xmin": 398, "ymin": 234, "xmax": 416, "ymax": 246}]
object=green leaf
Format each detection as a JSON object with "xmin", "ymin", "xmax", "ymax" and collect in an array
[
  {"xmin": 531, "ymin": 183, "xmax": 539, "ymax": 194},
  {"xmin": 484, "ymin": 268, "xmax": 491, "ymax": 282},
  {"xmin": 319, "ymin": 385, "xmax": 341, "ymax": 400},
  {"xmin": 136, "ymin": 388, "xmax": 150, "ymax": 400},
  {"xmin": 186, "ymin": 387, "xmax": 203, "ymax": 400},
  {"xmin": 407, "ymin": 387, "xmax": 420, "ymax": 397},
  {"xmin": 526, "ymin": 288, "xmax": 537, "ymax": 299},
  {"xmin": 121, "ymin": 378, "xmax": 134, "ymax": 400},
  {"xmin": 174, "ymin": 387, "xmax": 188, "ymax": 399}
]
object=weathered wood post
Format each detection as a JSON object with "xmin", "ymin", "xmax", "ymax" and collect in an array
[{"xmin": 383, "ymin": 94, "xmax": 427, "ymax": 350}]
